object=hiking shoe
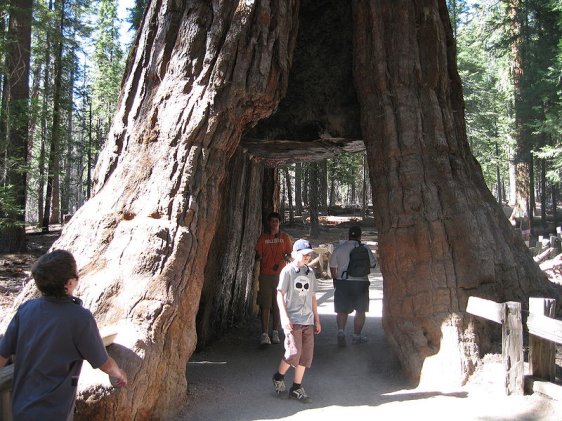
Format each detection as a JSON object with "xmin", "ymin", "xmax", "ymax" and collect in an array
[
  {"xmin": 260, "ymin": 333, "xmax": 271, "ymax": 346},
  {"xmin": 352, "ymin": 334, "xmax": 368, "ymax": 344},
  {"xmin": 271, "ymin": 330, "xmax": 281, "ymax": 344},
  {"xmin": 289, "ymin": 386, "xmax": 311, "ymax": 403},
  {"xmin": 337, "ymin": 331, "xmax": 346, "ymax": 347},
  {"xmin": 272, "ymin": 375, "xmax": 286, "ymax": 394}
]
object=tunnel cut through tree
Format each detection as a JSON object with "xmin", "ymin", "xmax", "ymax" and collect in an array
[{"xmin": 5, "ymin": 0, "xmax": 558, "ymax": 418}]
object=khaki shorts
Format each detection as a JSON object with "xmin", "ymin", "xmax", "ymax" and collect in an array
[
  {"xmin": 283, "ymin": 324, "xmax": 314, "ymax": 368},
  {"xmin": 257, "ymin": 274, "xmax": 279, "ymax": 309}
]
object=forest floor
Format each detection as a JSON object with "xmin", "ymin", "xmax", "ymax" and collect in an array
[{"xmin": 0, "ymin": 218, "xmax": 561, "ymax": 420}]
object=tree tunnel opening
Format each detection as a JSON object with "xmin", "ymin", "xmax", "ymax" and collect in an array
[
  {"xmin": 241, "ymin": 0, "xmax": 364, "ymax": 165},
  {"xmin": 196, "ymin": 0, "xmax": 377, "ymax": 350}
]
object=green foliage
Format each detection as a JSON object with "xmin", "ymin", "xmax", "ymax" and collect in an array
[
  {"xmin": 456, "ymin": 0, "xmax": 562, "ymax": 200},
  {"xmin": 127, "ymin": 0, "xmax": 147, "ymax": 33},
  {"xmin": 91, "ymin": 0, "xmax": 124, "ymax": 138},
  {"xmin": 0, "ymin": 185, "xmax": 24, "ymax": 228},
  {"xmin": 457, "ymin": 4, "xmax": 513, "ymax": 190}
]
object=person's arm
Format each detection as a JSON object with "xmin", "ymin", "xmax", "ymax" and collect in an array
[
  {"xmin": 0, "ymin": 355, "xmax": 8, "ymax": 369},
  {"xmin": 368, "ymin": 248, "xmax": 377, "ymax": 269},
  {"xmin": 277, "ymin": 289, "xmax": 292, "ymax": 332},
  {"xmin": 312, "ymin": 295, "xmax": 321, "ymax": 334},
  {"xmin": 330, "ymin": 267, "xmax": 338, "ymax": 288},
  {"xmin": 99, "ymin": 356, "xmax": 128, "ymax": 387}
]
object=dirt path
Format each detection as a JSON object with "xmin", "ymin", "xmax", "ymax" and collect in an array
[{"xmin": 179, "ymin": 265, "xmax": 559, "ymax": 421}]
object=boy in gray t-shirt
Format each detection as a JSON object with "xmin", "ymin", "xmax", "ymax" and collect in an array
[
  {"xmin": 0, "ymin": 250, "xmax": 127, "ymax": 419},
  {"xmin": 272, "ymin": 239, "xmax": 321, "ymax": 403}
]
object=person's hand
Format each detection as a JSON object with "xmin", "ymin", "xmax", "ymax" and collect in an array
[
  {"xmin": 110, "ymin": 368, "xmax": 128, "ymax": 388},
  {"xmin": 314, "ymin": 319, "xmax": 321, "ymax": 334}
]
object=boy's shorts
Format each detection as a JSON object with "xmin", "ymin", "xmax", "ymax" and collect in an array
[
  {"xmin": 257, "ymin": 275, "xmax": 279, "ymax": 308},
  {"xmin": 283, "ymin": 324, "xmax": 314, "ymax": 368},
  {"xmin": 334, "ymin": 280, "xmax": 370, "ymax": 314}
]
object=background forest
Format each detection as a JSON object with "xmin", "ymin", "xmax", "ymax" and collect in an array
[{"xmin": 0, "ymin": 0, "xmax": 560, "ymax": 252}]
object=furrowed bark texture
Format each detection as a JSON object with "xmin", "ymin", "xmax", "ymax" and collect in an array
[
  {"xmin": 40, "ymin": 1, "xmax": 299, "ymax": 418},
  {"xmin": 196, "ymin": 150, "xmax": 264, "ymax": 347},
  {"xmin": 352, "ymin": 0, "xmax": 558, "ymax": 386}
]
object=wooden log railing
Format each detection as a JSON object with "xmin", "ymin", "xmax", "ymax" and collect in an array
[
  {"xmin": 526, "ymin": 297, "xmax": 562, "ymax": 400},
  {"xmin": 0, "ymin": 325, "xmax": 119, "ymax": 421},
  {"xmin": 466, "ymin": 296, "xmax": 524, "ymax": 395},
  {"xmin": 467, "ymin": 296, "xmax": 562, "ymax": 400}
]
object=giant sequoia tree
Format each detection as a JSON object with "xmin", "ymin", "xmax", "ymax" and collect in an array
[{"xmin": 25, "ymin": 0, "xmax": 557, "ymax": 418}]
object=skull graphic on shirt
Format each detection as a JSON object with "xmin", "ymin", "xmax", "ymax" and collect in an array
[{"xmin": 294, "ymin": 275, "xmax": 310, "ymax": 297}]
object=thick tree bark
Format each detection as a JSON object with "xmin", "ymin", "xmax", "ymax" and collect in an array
[
  {"xmin": 0, "ymin": 0, "xmax": 32, "ymax": 252},
  {"xmin": 196, "ymin": 150, "xmax": 263, "ymax": 347},
  {"xmin": 352, "ymin": 0, "xmax": 558, "ymax": 387},
  {"xmin": 33, "ymin": 2, "xmax": 300, "ymax": 418}
]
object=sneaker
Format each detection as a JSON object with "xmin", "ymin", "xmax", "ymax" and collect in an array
[
  {"xmin": 352, "ymin": 334, "xmax": 368, "ymax": 344},
  {"xmin": 271, "ymin": 330, "xmax": 281, "ymax": 344},
  {"xmin": 337, "ymin": 331, "xmax": 346, "ymax": 347},
  {"xmin": 289, "ymin": 386, "xmax": 311, "ymax": 403},
  {"xmin": 260, "ymin": 332, "xmax": 271, "ymax": 346},
  {"xmin": 272, "ymin": 375, "xmax": 286, "ymax": 394}
]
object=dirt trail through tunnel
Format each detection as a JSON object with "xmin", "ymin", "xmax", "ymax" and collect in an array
[{"xmin": 179, "ymin": 250, "xmax": 558, "ymax": 420}]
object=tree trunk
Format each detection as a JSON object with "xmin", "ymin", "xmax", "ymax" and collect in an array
[
  {"xmin": 0, "ymin": 0, "xmax": 32, "ymax": 252},
  {"xmin": 283, "ymin": 167, "xmax": 294, "ymax": 223},
  {"xmin": 39, "ymin": 2, "xmax": 299, "ymax": 418},
  {"xmin": 552, "ymin": 184, "xmax": 558, "ymax": 230},
  {"xmin": 362, "ymin": 151, "xmax": 367, "ymax": 218},
  {"xmin": 540, "ymin": 159, "xmax": 546, "ymax": 228},
  {"xmin": 352, "ymin": 0, "xmax": 557, "ymax": 387},
  {"xmin": 196, "ymin": 150, "xmax": 263, "ymax": 347},
  {"xmin": 308, "ymin": 162, "xmax": 319, "ymax": 238},
  {"xmin": 319, "ymin": 160, "xmax": 328, "ymax": 213},
  {"xmin": 42, "ymin": 0, "xmax": 65, "ymax": 231},
  {"xmin": 495, "ymin": 141, "xmax": 503, "ymax": 204},
  {"xmin": 294, "ymin": 162, "xmax": 303, "ymax": 215}
]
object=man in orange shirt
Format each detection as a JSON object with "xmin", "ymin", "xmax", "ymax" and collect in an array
[{"xmin": 255, "ymin": 212, "xmax": 292, "ymax": 346}]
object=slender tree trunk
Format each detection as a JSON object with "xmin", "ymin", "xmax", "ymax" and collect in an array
[
  {"xmin": 508, "ymin": 147, "xmax": 517, "ymax": 206},
  {"xmin": 319, "ymin": 160, "xmax": 328, "ymax": 213},
  {"xmin": 552, "ymin": 184, "xmax": 558, "ymax": 231},
  {"xmin": 508, "ymin": 0, "xmax": 531, "ymax": 234},
  {"xmin": 0, "ymin": 0, "xmax": 32, "ymax": 252},
  {"xmin": 61, "ymin": 64, "xmax": 75, "ymax": 218},
  {"xmin": 280, "ymin": 169, "xmax": 286, "ymax": 222},
  {"xmin": 294, "ymin": 162, "xmax": 303, "ymax": 215},
  {"xmin": 38, "ymin": 0, "xmax": 53, "ymax": 226},
  {"xmin": 283, "ymin": 167, "xmax": 294, "ymax": 223},
  {"xmin": 43, "ymin": 0, "xmax": 65, "ymax": 230},
  {"xmin": 308, "ymin": 162, "xmax": 319, "ymax": 238},
  {"xmin": 352, "ymin": 0, "xmax": 557, "ymax": 387},
  {"xmin": 540, "ymin": 159, "xmax": 546, "ymax": 228},
  {"xmin": 28, "ymin": 2, "xmax": 299, "ymax": 417},
  {"xmin": 329, "ymin": 176, "xmax": 335, "ymax": 209},
  {"xmin": 495, "ymin": 141, "xmax": 502, "ymax": 203},
  {"xmin": 529, "ymin": 156, "xmax": 535, "ymax": 235},
  {"xmin": 362, "ymin": 152, "xmax": 367, "ymax": 218},
  {"xmin": 86, "ymin": 100, "xmax": 92, "ymax": 199}
]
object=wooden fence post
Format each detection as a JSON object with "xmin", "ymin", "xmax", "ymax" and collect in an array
[
  {"xmin": 528, "ymin": 297, "xmax": 556, "ymax": 381},
  {"xmin": 503, "ymin": 301, "xmax": 524, "ymax": 395}
]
